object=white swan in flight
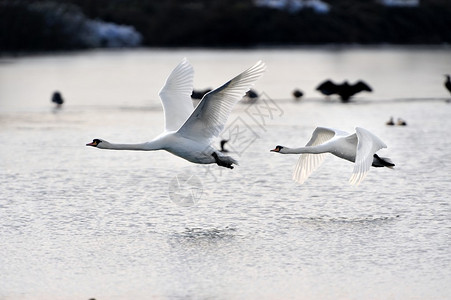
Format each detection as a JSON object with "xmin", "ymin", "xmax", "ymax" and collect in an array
[
  {"xmin": 270, "ymin": 127, "xmax": 394, "ymax": 185},
  {"xmin": 87, "ymin": 58, "xmax": 266, "ymax": 169}
]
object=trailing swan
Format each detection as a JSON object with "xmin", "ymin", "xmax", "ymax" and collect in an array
[{"xmin": 271, "ymin": 127, "xmax": 394, "ymax": 185}]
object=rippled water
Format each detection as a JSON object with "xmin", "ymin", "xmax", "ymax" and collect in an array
[{"xmin": 1, "ymin": 48, "xmax": 450, "ymax": 299}]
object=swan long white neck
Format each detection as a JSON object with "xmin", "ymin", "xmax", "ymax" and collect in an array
[
  {"xmin": 99, "ymin": 141, "xmax": 162, "ymax": 151},
  {"xmin": 281, "ymin": 145, "xmax": 325, "ymax": 154}
]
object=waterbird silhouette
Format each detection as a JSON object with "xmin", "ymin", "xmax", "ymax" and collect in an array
[
  {"xmin": 246, "ymin": 89, "xmax": 259, "ymax": 99},
  {"xmin": 396, "ymin": 118, "xmax": 407, "ymax": 126},
  {"xmin": 242, "ymin": 88, "xmax": 260, "ymax": 103},
  {"xmin": 191, "ymin": 88, "xmax": 212, "ymax": 100},
  {"xmin": 316, "ymin": 79, "xmax": 372, "ymax": 102},
  {"xmin": 51, "ymin": 91, "xmax": 64, "ymax": 107},
  {"xmin": 292, "ymin": 89, "xmax": 304, "ymax": 100},
  {"xmin": 386, "ymin": 117, "xmax": 395, "ymax": 126},
  {"xmin": 444, "ymin": 75, "xmax": 451, "ymax": 95}
]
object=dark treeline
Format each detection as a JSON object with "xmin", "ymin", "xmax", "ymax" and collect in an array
[{"xmin": 2, "ymin": 0, "xmax": 451, "ymax": 51}]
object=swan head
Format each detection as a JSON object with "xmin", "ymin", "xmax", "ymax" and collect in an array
[
  {"xmin": 270, "ymin": 145, "xmax": 285, "ymax": 153},
  {"xmin": 86, "ymin": 138, "xmax": 106, "ymax": 148}
]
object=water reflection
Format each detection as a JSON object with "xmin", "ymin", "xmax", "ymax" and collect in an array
[{"xmin": 169, "ymin": 227, "xmax": 238, "ymax": 247}]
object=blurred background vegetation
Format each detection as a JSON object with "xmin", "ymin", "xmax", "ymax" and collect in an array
[{"xmin": 1, "ymin": 0, "xmax": 451, "ymax": 52}]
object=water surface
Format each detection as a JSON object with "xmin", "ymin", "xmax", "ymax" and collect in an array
[{"xmin": 0, "ymin": 48, "xmax": 450, "ymax": 300}]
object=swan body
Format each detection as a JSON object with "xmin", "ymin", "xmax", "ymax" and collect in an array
[
  {"xmin": 271, "ymin": 127, "xmax": 394, "ymax": 185},
  {"xmin": 87, "ymin": 58, "xmax": 266, "ymax": 169}
]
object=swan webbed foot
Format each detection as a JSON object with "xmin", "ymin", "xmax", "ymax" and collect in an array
[{"xmin": 211, "ymin": 152, "xmax": 234, "ymax": 169}]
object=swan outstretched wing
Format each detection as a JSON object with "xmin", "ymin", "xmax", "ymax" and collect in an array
[
  {"xmin": 178, "ymin": 61, "xmax": 266, "ymax": 143},
  {"xmin": 158, "ymin": 58, "xmax": 195, "ymax": 132},
  {"xmin": 349, "ymin": 127, "xmax": 387, "ymax": 185},
  {"xmin": 293, "ymin": 127, "xmax": 337, "ymax": 184}
]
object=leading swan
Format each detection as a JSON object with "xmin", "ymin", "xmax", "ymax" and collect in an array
[
  {"xmin": 87, "ymin": 58, "xmax": 266, "ymax": 169},
  {"xmin": 271, "ymin": 127, "xmax": 394, "ymax": 185}
]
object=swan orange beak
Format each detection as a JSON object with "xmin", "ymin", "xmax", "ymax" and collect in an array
[
  {"xmin": 86, "ymin": 141, "xmax": 97, "ymax": 147},
  {"xmin": 270, "ymin": 147, "xmax": 278, "ymax": 152}
]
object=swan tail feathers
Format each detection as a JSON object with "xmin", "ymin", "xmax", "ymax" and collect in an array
[{"xmin": 372, "ymin": 154, "xmax": 395, "ymax": 168}]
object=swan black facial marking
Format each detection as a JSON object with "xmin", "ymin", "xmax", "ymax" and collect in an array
[
  {"xmin": 271, "ymin": 145, "xmax": 283, "ymax": 152},
  {"xmin": 86, "ymin": 139, "xmax": 102, "ymax": 147}
]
